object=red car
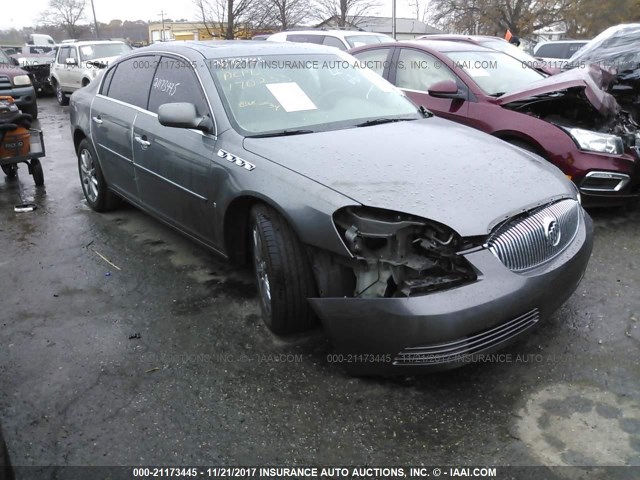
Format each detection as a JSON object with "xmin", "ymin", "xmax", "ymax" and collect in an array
[{"xmin": 350, "ymin": 40, "xmax": 640, "ymax": 206}]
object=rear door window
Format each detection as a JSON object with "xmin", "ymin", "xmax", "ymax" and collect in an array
[
  {"xmin": 286, "ymin": 34, "xmax": 324, "ymax": 45},
  {"xmin": 535, "ymin": 43, "xmax": 568, "ymax": 59},
  {"xmin": 100, "ymin": 66, "xmax": 117, "ymax": 95},
  {"xmin": 322, "ymin": 36, "xmax": 347, "ymax": 50},
  {"xmin": 106, "ymin": 56, "xmax": 158, "ymax": 109},
  {"xmin": 352, "ymin": 48, "xmax": 393, "ymax": 77},
  {"xmin": 566, "ymin": 43, "xmax": 585, "ymax": 56}
]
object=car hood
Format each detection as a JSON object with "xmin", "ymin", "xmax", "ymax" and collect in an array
[
  {"xmin": 243, "ymin": 118, "xmax": 573, "ymax": 237},
  {"xmin": 497, "ymin": 64, "xmax": 619, "ymax": 116},
  {"xmin": 0, "ymin": 63, "xmax": 28, "ymax": 77}
]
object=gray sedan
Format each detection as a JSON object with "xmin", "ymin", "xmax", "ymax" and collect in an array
[{"xmin": 69, "ymin": 41, "xmax": 593, "ymax": 374}]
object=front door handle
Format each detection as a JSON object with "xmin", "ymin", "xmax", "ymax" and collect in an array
[
  {"xmin": 92, "ymin": 116, "xmax": 103, "ymax": 125},
  {"xmin": 134, "ymin": 135, "xmax": 151, "ymax": 148}
]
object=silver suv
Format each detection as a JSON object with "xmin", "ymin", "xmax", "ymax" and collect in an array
[{"xmin": 50, "ymin": 40, "xmax": 131, "ymax": 105}]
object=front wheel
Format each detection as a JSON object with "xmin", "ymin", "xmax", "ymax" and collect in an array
[
  {"xmin": 250, "ymin": 204, "xmax": 318, "ymax": 335},
  {"xmin": 31, "ymin": 158, "xmax": 44, "ymax": 186},
  {"xmin": 55, "ymin": 82, "xmax": 69, "ymax": 106},
  {"xmin": 77, "ymin": 139, "xmax": 119, "ymax": 212},
  {"xmin": 23, "ymin": 100, "xmax": 38, "ymax": 119}
]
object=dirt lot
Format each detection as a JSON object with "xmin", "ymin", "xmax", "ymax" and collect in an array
[{"xmin": 1, "ymin": 98, "xmax": 639, "ymax": 474}]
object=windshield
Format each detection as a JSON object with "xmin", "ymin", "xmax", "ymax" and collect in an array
[
  {"xmin": 345, "ymin": 35, "xmax": 393, "ymax": 48},
  {"xmin": 0, "ymin": 49, "xmax": 10, "ymax": 64},
  {"xmin": 79, "ymin": 43, "xmax": 132, "ymax": 61},
  {"xmin": 208, "ymin": 53, "xmax": 420, "ymax": 136},
  {"xmin": 446, "ymin": 51, "xmax": 544, "ymax": 96}
]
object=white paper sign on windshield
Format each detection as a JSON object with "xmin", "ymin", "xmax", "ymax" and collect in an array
[{"xmin": 266, "ymin": 82, "xmax": 317, "ymax": 112}]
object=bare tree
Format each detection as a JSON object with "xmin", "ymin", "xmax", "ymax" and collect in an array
[
  {"xmin": 428, "ymin": 0, "xmax": 572, "ymax": 37},
  {"xmin": 409, "ymin": 0, "xmax": 430, "ymax": 24},
  {"xmin": 311, "ymin": 0, "xmax": 381, "ymax": 28},
  {"xmin": 261, "ymin": 0, "xmax": 309, "ymax": 30},
  {"xmin": 195, "ymin": 0, "xmax": 255, "ymax": 39},
  {"xmin": 40, "ymin": 0, "xmax": 87, "ymax": 38}
]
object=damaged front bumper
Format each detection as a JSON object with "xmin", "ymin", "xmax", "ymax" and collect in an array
[
  {"xmin": 309, "ymin": 213, "xmax": 593, "ymax": 375},
  {"xmin": 568, "ymin": 149, "xmax": 640, "ymax": 206}
]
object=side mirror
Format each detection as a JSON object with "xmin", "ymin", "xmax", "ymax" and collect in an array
[
  {"xmin": 10, "ymin": 57, "xmax": 19, "ymax": 66},
  {"xmin": 65, "ymin": 57, "xmax": 77, "ymax": 66},
  {"xmin": 428, "ymin": 80, "xmax": 465, "ymax": 100},
  {"xmin": 158, "ymin": 102, "xmax": 213, "ymax": 133}
]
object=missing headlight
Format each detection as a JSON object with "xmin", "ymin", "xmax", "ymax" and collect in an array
[{"xmin": 333, "ymin": 207, "xmax": 478, "ymax": 298}]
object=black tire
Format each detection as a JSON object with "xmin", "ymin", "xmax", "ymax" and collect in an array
[
  {"xmin": 22, "ymin": 100, "xmax": 38, "ymax": 119},
  {"xmin": 250, "ymin": 204, "xmax": 317, "ymax": 335},
  {"xmin": 31, "ymin": 158, "xmax": 44, "ymax": 186},
  {"xmin": 77, "ymin": 139, "xmax": 119, "ymax": 212},
  {"xmin": 54, "ymin": 81, "xmax": 69, "ymax": 106},
  {"xmin": 0, "ymin": 425, "xmax": 15, "ymax": 480},
  {"xmin": 507, "ymin": 138, "xmax": 542, "ymax": 157},
  {"xmin": 1, "ymin": 164, "xmax": 17, "ymax": 178}
]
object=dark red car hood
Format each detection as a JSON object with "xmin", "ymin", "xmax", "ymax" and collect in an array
[{"xmin": 497, "ymin": 65, "xmax": 619, "ymax": 117}]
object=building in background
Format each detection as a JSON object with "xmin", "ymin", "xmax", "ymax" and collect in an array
[{"xmin": 148, "ymin": 21, "xmax": 255, "ymax": 43}]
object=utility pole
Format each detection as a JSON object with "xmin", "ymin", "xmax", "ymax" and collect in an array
[
  {"xmin": 392, "ymin": 0, "xmax": 396, "ymax": 39},
  {"xmin": 159, "ymin": 10, "xmax": 166, "ymax": 41},
  {"xmin": 90, "ymin": 0, "xmax": 99, "ymax": 39}
]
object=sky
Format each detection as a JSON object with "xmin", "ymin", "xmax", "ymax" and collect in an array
[{"xmin": 2, "ymin": 0, "xmax": 420, "ymax": 30}]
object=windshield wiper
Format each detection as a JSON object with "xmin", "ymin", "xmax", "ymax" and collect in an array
[
  {"xmin": 418, "ymin": 105, "xmax": 433, "ymax": 118},
  {"xmin": 247, "ymin": 129, "xmax": 315, "ymax": 138},
  {"xmin": 355, "ymin": 117, "xmax": 416, "ymax": 127},
  {"xmin": 491, "ymin": 92, "xmax": 507, "ymax": 97}
]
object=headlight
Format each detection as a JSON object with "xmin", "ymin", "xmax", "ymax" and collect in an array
[
  {"xmin": 566, "ymin": 128, "xmax": 624, "ymax": 155},
  {"xmin": 333, "ymin": 207, "xmax": 478, "ymax": 298},
  {"xmin": 13, "ymin": 75, "xmax": 31, "ymax": 86}
]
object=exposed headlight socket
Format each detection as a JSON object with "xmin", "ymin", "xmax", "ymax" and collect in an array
[{"xmin": 333, "ymin": 206, "xmax": 478, "ymax": 298}]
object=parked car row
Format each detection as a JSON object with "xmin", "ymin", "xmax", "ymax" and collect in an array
[
  {"xmin": 0, "ymin": 48, "xmax": 38, "ymax": 118},
  {"xmin": 68, "ymin": 40, "xmax": 594, "ymax": 374},
  {"xmin": 350, "ymin": 39, "xmax": 640, "ymax": 206}
]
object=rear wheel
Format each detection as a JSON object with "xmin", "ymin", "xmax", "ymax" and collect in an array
[
  {"xmin": 250, "ymin": 204, "xmax": 318, "ymax": 335},
  {"xmin": 1, "ymin": 164, "xmax": 17, "ymax": 178},
  {"xmin": 77, "ymin": 139, "xmax": 119, "ymax": 212},
  {"xmin": 55, "ymin": 81, "xmax": 69, "ymax": 106}
]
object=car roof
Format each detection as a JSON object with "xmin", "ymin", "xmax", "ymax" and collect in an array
[
  {"xmin": 274, "ymin": 30, "xmax": 386, "ymax": 36},
  {"xmin": 536, "ymin": 39, "xmax": 589, "ymax": 45},
  {"xmin": 137, "ymin": 40, "xmax": 341, "ymax": 58},
  {"xmin": 62, "ymin": 40, "xmax": 126, "ymax": 46},
  {"xmin": 401, "ymin": 39, "xmax": 494, "ymax": 52},
  {"xmin": 419, "ymin": 34, "xmax": 504, "ymax": 44}
]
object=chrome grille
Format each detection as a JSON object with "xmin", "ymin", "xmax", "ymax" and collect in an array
[
  {"xmin": 0, "ymin": 75, "xmax": 11, "ymax": 90},
  {"xmin": 394, "ymin": 308, "xmax": 540, "ymax": 365},
  {"xmin": 487, "ymin": 199, "xmax": 580, "ymax": 272}
]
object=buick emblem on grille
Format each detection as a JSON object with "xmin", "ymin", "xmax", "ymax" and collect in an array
[{"xmin": 543, "ymin": 217, "xmax": 561, "ymax": 247}]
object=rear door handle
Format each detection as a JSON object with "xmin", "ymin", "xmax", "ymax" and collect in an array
[
  {"xmin": 92, "ymin": 116, "xmax": 103, "ymax": 125},
  {"xmin": 134, "ymin": 135, "xmax": 151, "ymax": 147}
]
